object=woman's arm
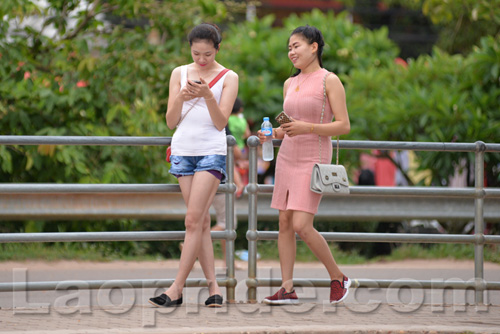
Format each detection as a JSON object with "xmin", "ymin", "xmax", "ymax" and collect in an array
[
  {"xmin": 310, "ymin": 73, "xmax": 350, "ymax": 136},
  {"xmin": 204, "ymin": 71, "xmax": 239, "ymax": 131},
  {"xmin": 165, "ymin": 67, "xmax": 193, "ymax": 130},
  {"xmin": 274, "ymin": 78, "xmax": 292, "ymax": 140}
]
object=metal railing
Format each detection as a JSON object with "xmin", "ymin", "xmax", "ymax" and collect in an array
[
  {"xmin": 0, "ymin": 135, "xmax": 238, "ymax": 301},
  {"xmin": 245, "ymin": 136, "xmax": 500, "ymax": 304},
  {"xmin": 1, "ymin": 135, "xmax": 500, "ymax": 305}
]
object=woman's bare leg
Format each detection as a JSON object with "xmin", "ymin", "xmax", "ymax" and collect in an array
[
  {"xmin": 292, "ymin": 211, "xmax": 344, "ymax": 282},
  {"xmin": 198, "ymin": 211, "xmax": 222, "ymax": 297},
  {"xmin": 164, "ymin": 171, "xmax": 220, "ymax": 299},
  {"xmin": 278, "ymin": 210, "xmax": 296, "ymax": 292}
]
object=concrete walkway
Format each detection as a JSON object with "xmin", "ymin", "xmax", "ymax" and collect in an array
[
  {"xmin": 1, "ymin": 303, "xmax": 499, "ymax": 333},
  {"xmin": 1, "ymin": 259, "xmax": 499, "ymax": 333}
]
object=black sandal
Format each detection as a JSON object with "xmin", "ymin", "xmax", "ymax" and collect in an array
[
  {"xmin": 149, "ymin": 293, "xmax": 183, "ymax": 307},
  {"xmin": 204, "ymin": 294, "xmax": 223, "ymax": 307}
]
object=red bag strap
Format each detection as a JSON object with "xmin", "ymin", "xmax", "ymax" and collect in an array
[{"xmin": 208, "ymin": 68, "xmax": 230, "ymax": 88}]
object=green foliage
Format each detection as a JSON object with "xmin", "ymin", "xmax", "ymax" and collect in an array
[
  {"xmin": 381, "ymin": 0, "xmax": 500, "ymax": 54},
  {"xmin": 0, "ymin": 0, "xmax": 231, "ymax": 184},
  {"xmin": 345, "ymin": 35, "xmax": 500, "ymax": 185}
]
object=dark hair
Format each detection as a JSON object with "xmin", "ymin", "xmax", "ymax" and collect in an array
[
  {"xmin": 358, "ymin": 169, "xmax": 375, "ymax": 186},
  {"xmin": 232, "ymin": 97, "xmax": 243, "ymax": 114},
  {"xmin": 288, "ymin": 25, "xmax": 325, "ymax": 77},
  {"xmin": 188, "ymin": 23, "xmax": 222, "ymax": 50}
]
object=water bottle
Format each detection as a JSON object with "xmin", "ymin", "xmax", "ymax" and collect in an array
[{"xmin": 261, "ymin": 117, "xmax": 274, "ymax": 161}]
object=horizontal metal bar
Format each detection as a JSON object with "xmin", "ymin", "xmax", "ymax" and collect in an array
[
  {"xmin": 0, "ymin": 278, "xmax": 229, "ymax": 292},
  {"xmin": 0, "ymin": 183, "xmax": 232, "ymax": 193},
  {"xmin": 254, "ymin": 278, "xmax": 500, "ymax": 290},
  {"xmin": 3, "ymin": 184, "xmax": 498, "ymax": 201},
  {"xmin": 0, "ymin": 231, "xmax": 233, "ymax": 243},
  {"xmin": 2, "ymin": 278, "xmax": 498, "ymax": 293},
  {"xmin": 2, "ymin": 136, "xmax": 500, "ymax": 152},
  {"xmin": 2, "ymin": 193, "xmax": 500, "ymax": 222},
  {"xmin": 338, "ymin": 140, "xmax": 500, "ymax": 152},
  {"xmin": 340, "ymin": 141, "xmax": 476, "ymax": 152},
  {"xmin": 270, "ymin": 139, "xmax": 500, "ymax": 152},
  {"xmin": 484, "ymin": 235, "xmax": 500, "ymax": 243},
  {"xmin": 255, "ymin": 231, "xmax": 499, "ymax": 244},
  {"xmin": 0, "ymin": 136, "xmax": 171, "ymax": 146},
  {"xmin": 258, "ymin": 185, "xmax": 500, "ymax": 198}
]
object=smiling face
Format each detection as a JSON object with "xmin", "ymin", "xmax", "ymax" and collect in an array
[
  {"xmin": 288, "ymin": 34, "xmax": 318, "ymax": 70},
  {"xmin": 190, "ymin": 39, "xmax": 218, "ymax": 69}
]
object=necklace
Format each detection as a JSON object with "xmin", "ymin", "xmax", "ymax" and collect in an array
[{"xmin": 295, "ymin": 72, "xmax": 313, "ymax": 92}]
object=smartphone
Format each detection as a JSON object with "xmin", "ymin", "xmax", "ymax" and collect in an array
[
  {"xmin": 192, "ymin": 80, "xmax": 202, "ymax": 84},
  {"xmin": 275, "ymin": 111, "xmax": 292, "ymax": 125}
]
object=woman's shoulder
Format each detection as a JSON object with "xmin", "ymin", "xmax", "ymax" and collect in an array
[
  {"xmin": 171, "ymin": 65, "xmax": 188, "ymax": 75},
  {"xmin": 225, "ymin": 68, "xmax": 238, "ymax": 79},
  {"xmin": 324, "ymin": 70, "xmax": 342, "ymax": 85},
  {"xmin": 221, "ymin": 68, "xmax": 238, "ymax": 84},
  {"xmin": 324, "ymin": 70, "xmax": 345, "ymax": 95}
]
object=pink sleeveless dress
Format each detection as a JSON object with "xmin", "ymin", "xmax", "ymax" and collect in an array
[{"xmin": 271, "ymin": 68, "xmax": 333, "ymax": 215}]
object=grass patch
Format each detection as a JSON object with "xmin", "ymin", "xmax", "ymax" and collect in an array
[
  {"xmin": 256, "ymin": 241, "xmax": 367, "ymax": 265},
  {"xmin": 374, "ymin": 243, "xmax": 500, "ymax": 263},
  {"xmin": 0, "ymin": 242, "xmax": 160, "ymax": 262},
  {"xmin": 1, "ymin": 240, "xmax": 499, "ymax": 265}
]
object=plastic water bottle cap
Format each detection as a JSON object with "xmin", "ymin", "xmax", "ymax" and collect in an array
[{"xmin": 263, "ymin": 117, "xmax": 269, "ymax": 121}]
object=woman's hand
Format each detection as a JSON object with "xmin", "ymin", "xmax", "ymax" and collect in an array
[
  {"xmin": 185, "ymin": 77, "xmax": 214, "ymax": 100},
  {"xmin": 279, "ymin": 117, "xmax": 310, "ymax": 137},
  {"xmin": 257, "ymin": 129, "xmax": 272, "ymax": 144},
  {"xmin": 179, "ymin": 82, "xmax": 197, "ymax": 101}
]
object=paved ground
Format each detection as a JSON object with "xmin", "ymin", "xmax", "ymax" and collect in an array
[
  {"xmin": 2, "ymin": 303, "xmax": 500, "ymax": 334},
  {"xmin": 1, "ymin": 259, "xmax": 499, "ymax": 333}
]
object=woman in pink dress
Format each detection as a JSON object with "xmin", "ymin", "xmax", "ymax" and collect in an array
[{"xmin": 258, "ymin": 25, "xmax": 351, "ymax": 305}]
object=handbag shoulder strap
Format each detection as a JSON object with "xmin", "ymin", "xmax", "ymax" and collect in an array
[
  {"xmin": 318, "ymin": 72, "xmax": 340, "ymax": 165},
  {"xmin": 177, "ymin": 68, "xmax": 231, "ymax": 127},
  {"xmin": 208, "ymin": 68, "xmax": 230, "ymax": 88}
]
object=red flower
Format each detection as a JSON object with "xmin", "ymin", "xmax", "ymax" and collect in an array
[
  {"xmin": 394, "ymin": 57, "xmax": 408, "ymax": 68},
  {"xmin": 76, "ymin": 80, "xmax": 88, "ymax": 88}
]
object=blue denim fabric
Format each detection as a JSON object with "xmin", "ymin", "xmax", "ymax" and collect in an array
[{"xmin": 169, "ymin": 155, "xmax": 227, "ymax": 183}]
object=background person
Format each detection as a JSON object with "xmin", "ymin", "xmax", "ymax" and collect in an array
[{"xmin": 227, "ymin": 97, "xmax": 251, "ymax": 197}]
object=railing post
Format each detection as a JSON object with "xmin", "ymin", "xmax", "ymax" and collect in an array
[
  {"xmin": 225, "ymin": 135, "xmax": 237, "ymax": 302},
  {"xmin": 474, "ymin": 141, "xmax": 486, "ymax": 305},
  {"xmin": 246, "ymin": 136, "xmax": 260, "ymax": 302}
]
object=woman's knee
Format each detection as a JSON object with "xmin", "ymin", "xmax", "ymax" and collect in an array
[
  {"xmin": 201, "ymin": 214, "xmax": 211, "ymax": 231},
  {"xmin": 293, "ymin": 221, "xmax": 313, "ymax": 239},
  {"xmin": 279, "ymin": 217, "xmax": 293, "ymax": 233},
  {"xmin": 184, "ymin": 213, "xmax": 203, "ymax": 232}
]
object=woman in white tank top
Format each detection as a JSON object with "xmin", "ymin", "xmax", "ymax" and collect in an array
[{"xmin": 149, "ymin": 23, "xmax": 238, "ymax": 308}]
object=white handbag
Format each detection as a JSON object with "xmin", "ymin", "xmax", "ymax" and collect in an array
[
  {"xmin": 310, "ymin": 162, "xmax": 350, "ymax": 194},
  {"xmin": 310, "ymin": 72, "xmax": 350, "ymax": 195}
]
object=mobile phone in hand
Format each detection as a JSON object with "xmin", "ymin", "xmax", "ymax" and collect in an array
[
  {"xmin": 275, "ymin": 111, "xmax": 292, "ymax": 125},
  {"xmin": 192, "ymin": 80, "xmax": 202, "ymax": 84}
]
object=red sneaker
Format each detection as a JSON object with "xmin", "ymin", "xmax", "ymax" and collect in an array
[
  {"xmin": 263, "ymin": 287, "xmax": 299, "ymax": 305},
  {"xmin": 330, "ymin": 275, "xmax": 351, "ymax": 304}
]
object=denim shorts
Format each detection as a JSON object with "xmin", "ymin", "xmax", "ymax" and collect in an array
[{"xmin": 169, "ymin": 155, "xmax": 227, "ymax": 183}]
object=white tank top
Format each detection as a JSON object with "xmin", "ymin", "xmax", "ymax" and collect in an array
[{"xmin": 171, "ymin": 65, "xmax": 229, "ymax": 156}]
